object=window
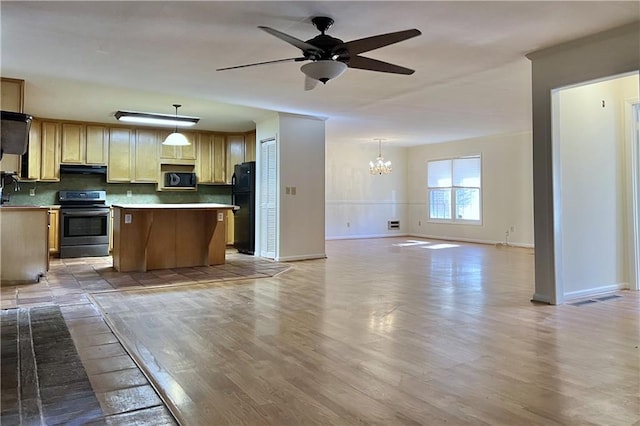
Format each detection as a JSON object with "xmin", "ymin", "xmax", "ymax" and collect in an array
[{"xmin": 427, "ymin": 155, "xmax": 481, "ymax": 223}]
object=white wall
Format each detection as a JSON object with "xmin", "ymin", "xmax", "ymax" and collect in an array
[
  {"xmin": 278, "ymin": 114, "xmax": 326, "ymax": 261},
  {"xmin": 526, "ymin": 22, "xmax": 640, "ymax": 304},
  {"xmin": 326, "ymin": 143, "xmax": 407, "ymax": 239},
  {"xmin": 555, "ymin": 74, "xmax": 638, "ymax": 298},
  {"xmin": 407, "ymin": 132, "xmax": 534, "ymax": 246}
]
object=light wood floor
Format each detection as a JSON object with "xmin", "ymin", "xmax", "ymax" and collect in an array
[{"xmin": 90, "ymin": 238, "xmax": 639, "ymax": 425}]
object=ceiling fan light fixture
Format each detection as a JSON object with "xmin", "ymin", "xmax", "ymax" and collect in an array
[
  {"xmin": 301, "ymin": 60, "xmax": 347, "ymax": 84},
  {"xmin": 162, "ymin": 104, "xmax": 192, "ymax": 146}
]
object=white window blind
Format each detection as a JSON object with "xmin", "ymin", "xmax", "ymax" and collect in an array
[{"xmin": 427, "ymin": 155, "xmax": 481, "ymax": 223}]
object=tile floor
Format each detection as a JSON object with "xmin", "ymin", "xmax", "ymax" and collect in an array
[{"xmin": 0, "ymin": 252, "xmax": 290, "ymax": 425}]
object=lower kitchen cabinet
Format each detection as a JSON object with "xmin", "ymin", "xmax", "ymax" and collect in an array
[{"xmin": 48, "ymin": 208, "xmax": 59, "ymax": 255}]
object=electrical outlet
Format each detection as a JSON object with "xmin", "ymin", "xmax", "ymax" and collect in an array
[
  {"xmin": 126, "ymin": 190, "xmax": 132, "ymax": 197},
  {"xmin": 29, "ymin": 188, "xmax": 36, "ymax": 196},
  {"xmin": 347, "ymin": 222, "xmax": 350, "ymax": 228},
  {"xmin": 510, "ymin": 225, "xmax": 515, "ymax": 232},
  {"xmin": 418, "ymin": 220, "xmax": 421, "ymax": 226},
  {"xmin": 291, "ymin": 186, "xmax": 296, "ymax": 195}
]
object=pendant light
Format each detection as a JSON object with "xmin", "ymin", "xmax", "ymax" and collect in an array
[
  {"xmin": 162, "ymin": 104, "xmax": 190, "ymax": 146},
  {"xmin": 369, "ymin": 138, "xmax": 392, "ymax": 175}
]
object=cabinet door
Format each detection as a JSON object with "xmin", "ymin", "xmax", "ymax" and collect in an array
[
  {"xmin": 196, "ymin": 134, "xmax": 213, "ymax": 184},
  {"xmin": 180, "ymin": 132, "xmax": 197, "ymax": 161},
  {"xmin": 213, "ymin": 135, "xmax": 226, "ymax": 183},
  {"xmin": 108, "ymin": 128, "xmax": 133, "ymax": 182},
  {"xmin": 0, "ymin": 155, "xmax": 21, "ymax": 174},
  {"xmin": 61, "ymin": 123, "xmax": 85, "ymax": 164},
  {"xmin": 48, "ymin": 209, "xmax": 59, "ymax": 254},
  {"xmin": 85, "ymin": 125, "xmax": 107, "ymax": 165},
  {"xmin": 40, "ymin": 122, "xmax": 60, "ymax": 181},
  {"xmin": 226, "ymin": 134, "xmax": 245, "ymax": 183},
  {"xmin": 244, "ymin": 131, "xmax": 256, "ymax": 162},
  {"xmin": 1, "ymin": 78, "xmax": 24, "ymax": 112},
  {"xmin": 133, "ymin": 129, "xmax": 159, "ymax": 182},
  {"xmin": 159, "ymin": 130, "xmax": 178, "ymax": 160},
  {"xmin": 24, "ymin": 119, "xmax": 42, "ymax": 180}
]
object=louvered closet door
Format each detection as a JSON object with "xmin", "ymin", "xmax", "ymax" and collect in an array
[{"xmin": 260, "ymin": 138, "xmax": 277, "ymax": 259}]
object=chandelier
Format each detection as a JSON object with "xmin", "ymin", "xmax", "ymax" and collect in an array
[{"xmin": 369, "ymin": 139, "xmax": 392, "ymax": 175}]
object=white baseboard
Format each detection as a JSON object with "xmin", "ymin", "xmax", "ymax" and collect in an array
[
  {"xmin": 326, "ymin": 233, "xmax": 409, "ymax": 241},
  {"xmin": 276, "ymin": 253, "xmax": 327, "ymax": 262},
  {"xmin": 409, "ymin": 233, "xmax": 535, "ymax": 248},
  {"xmin": 563, "ymin": 283, "xmax": 628, "ymax": 301}
]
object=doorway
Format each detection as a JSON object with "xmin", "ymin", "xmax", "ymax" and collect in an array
[{"xmin": 551, "ymin": 72, "xmax": 639, "ymax": 300}]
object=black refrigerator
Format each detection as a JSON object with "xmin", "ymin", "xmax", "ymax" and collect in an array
[{"xmin": 231, "ymin": 161, "xmax": 256, "ymax": 255}]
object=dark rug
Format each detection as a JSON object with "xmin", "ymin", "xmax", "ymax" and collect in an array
[{"xmin": 1, "ymin": 306, "xmax": 103, "ymax": 425}]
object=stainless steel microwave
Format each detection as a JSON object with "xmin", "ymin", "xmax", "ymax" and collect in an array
[{"xmin": 163, "ymin": 172, "xmax": 197, "ymax": 188}]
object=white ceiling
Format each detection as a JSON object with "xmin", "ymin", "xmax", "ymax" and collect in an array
[{"xmin": 1, "ymin": 1, "xmax": 638, "ymax": 147}]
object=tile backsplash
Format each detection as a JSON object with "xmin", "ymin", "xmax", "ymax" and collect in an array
[{"xmin": 5, "ymin": 174, "xmax": 231, "ymax": 206}]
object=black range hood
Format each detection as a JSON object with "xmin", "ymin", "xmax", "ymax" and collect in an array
[{"xmin": 60, "ymin": 165, "xmax": 107, "ymax": 175}]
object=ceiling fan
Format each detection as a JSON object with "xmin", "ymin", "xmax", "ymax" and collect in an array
[{"xmin": 216, "ymin": 17, "xmax": 421, "ymax": 90}]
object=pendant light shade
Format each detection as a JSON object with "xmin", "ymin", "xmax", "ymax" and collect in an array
[{"xmin": 162, "ymin": 104, "xmax": 191, "ymax": 146}]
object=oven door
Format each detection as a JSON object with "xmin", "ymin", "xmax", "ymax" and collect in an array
[{"xmin": 60, "ymin": 208, "xmax": 109, "ymax": 246}]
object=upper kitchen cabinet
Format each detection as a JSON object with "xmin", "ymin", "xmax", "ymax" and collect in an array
[
  {"xmin": 107, "ymin": 127, "xmax": 133, "ymax": 182},
  {"xmin": 40, "ymin": 121, "xmax": 61, "ymax": 181},
  {"xmin": 197, "ymin": 133, "xmax": 226, "ymax": 184},
  {"xmin": 60, "ymin": 123, "xmax": 107, "ymax": 165},
  {"xmin": 21, "ymin": 118, "xmax": 42, "ymax": 180},
  {"xmin": 159, "ymin": 130, "xmax": 197, "ymax": 164},
  {"xmin": 1, "ymin": 77, "xmax": 24, "ymax": 112},
  {"xmin": 0, "ymin": 78, "xmax": 25, "ymax": 172},
  {"xmin": 133, "ymin": 129, "xmax": 159, "ymax": 182},
  {"xmin": 244, "ymin": 131, "xmax": 256, "ymax": 162},
  {"xmin": 226, "ymin": 134, "xmax": 245, "ymax": 183}
]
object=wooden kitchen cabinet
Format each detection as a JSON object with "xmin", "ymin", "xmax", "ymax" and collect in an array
[
  {"xmin": 197, "ymin": 134, "xmax": 226, "ymax": 184},
  {"xmin": 244, "ymin": 131, "xmax": 256, "ymax": 162},
  {"xmin": 61, "ymin": 123, "xmax": 85, "ymax": 164},
  {"xmin": 0, "ymin": 207, "xmax": 49, "ymax": 284},
  {"xmin": 134, "ymin": 129, "xmax": 159, "ymax": 182},
  {"xmin": 0, "ymin": 78, "xmax": 25, "ymax": 173},
  {"xmin": 159, "ymin": 130, "xmax": 197, "ymax": 164},
  {"xmin": 85, "ymin": 125, "xmax": 108, "ymax": 165},
  {"xmin": 107, "ymin": 127, "xmax": 133, "ymax": 182},
  {"xmin": 48, "ymin": 208, "xmax": 60, "ymax": 255},
  {"xmin": 61, "ymin": 123, "xmax": 107, "ymax": 165},
  {"xmin": 226, "ymin": 134, "xmax": 245, "ymax": 183},
  {"xmin": 40, "ymin": 121, "xmax": 61, "ymax": 181}
]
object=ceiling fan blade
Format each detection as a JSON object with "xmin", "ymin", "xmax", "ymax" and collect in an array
[
  {"xmin": 340, "ymin": 29, "xmax": 421, "ymax": 55},
  {"xmin": 304, "ymin": 76, "xmax": 319, "ymax": 91},
  {"xmin": 347, "ymin": 55, "xmax": 415, "ymax": 75},
  {"xmin": 216, "ymin": 57, "xmax": 306, "ymax": 71},
  {"xmin": 258, "ymin": 26, "xmax": 324, "ymax": 56}
]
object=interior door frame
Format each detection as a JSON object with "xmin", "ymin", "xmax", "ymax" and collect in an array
[{"xmin": 625, "ymin": 100, "xmax": 640, "ymax": 291}]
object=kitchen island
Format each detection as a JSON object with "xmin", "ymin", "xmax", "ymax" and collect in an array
[
  {"xmin": 111, "ymin": 203, "xmax": 237, "ymax": 273},
  {"xmin": 0, "ymin": 206, "xmax": 49, "ymax": 284}
]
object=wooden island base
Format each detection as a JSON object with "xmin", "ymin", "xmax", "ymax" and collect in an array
[{"xmin": 112, "ymin": 204, "xmax": 237, "ymax": 272}]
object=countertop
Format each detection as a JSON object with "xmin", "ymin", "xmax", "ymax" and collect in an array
[
  {"xmin": 0, "ymin": 206, "xmax": 50, "ymax": 211},
  {"xmin": 111, "ymin": 203, "xmax": 238, "ymax": 210}
]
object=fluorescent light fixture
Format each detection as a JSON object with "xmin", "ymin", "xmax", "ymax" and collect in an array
[{"xmin": 114, "ymin": 110, "xmax": 199, "ymax": 127}]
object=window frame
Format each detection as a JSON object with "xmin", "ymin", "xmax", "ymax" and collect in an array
[{"xmin": 427, "ymin": 154, "xmax": 483, "ymax": 225}]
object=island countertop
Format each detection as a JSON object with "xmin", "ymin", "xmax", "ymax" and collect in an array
[{"xmin": 111, "ymin": 203, "xmax": 237, "ymax": 210}]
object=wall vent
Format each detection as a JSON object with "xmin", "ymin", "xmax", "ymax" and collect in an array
[{"xmin": 387, "ymin": 220, "xmax": 400, "ymax": 230}]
